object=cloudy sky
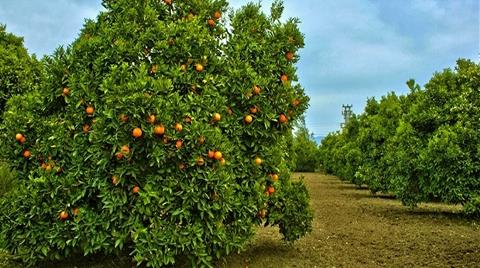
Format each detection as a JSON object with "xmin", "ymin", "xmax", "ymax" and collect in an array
[{"xmin": 0, "ymin": 0, "xmax": 478, "ymax": 137}]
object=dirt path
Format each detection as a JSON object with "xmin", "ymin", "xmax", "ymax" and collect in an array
[{"xmin": 224, "ymin": 173, "xmax": 480, "ymax": 268}]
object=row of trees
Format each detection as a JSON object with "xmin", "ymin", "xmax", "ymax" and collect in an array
[
  {"xmin": 319, "ymin": 59, "xmax": 480, "ymax": 216},
  {"xmin": 0, "ymin": 1, "xmax": 313, "ymax": 267}
]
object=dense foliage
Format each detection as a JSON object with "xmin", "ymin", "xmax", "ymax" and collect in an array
[
  {"xmin": 291, "ymin": 119, "xmax": 319, "ymax": 172},
  {"xmin": 0, "ymin": 0, "xmax": 312, "ymax": 267},
  {"xmin": 0, "ymin": 25, "xmax": 43, "ymax": 118},
  {"xmin": 319, "ymin": 59, "xmax": 480, "ymax": 216}
]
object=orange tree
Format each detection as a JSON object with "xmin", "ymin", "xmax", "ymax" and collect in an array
[
  {"xmin": 0, "ymin": 24, "xmax": 43, "ymax": 120},
  {"xmin": 0, "ymin": 0, "xmax": 312, "ymax": 267}
]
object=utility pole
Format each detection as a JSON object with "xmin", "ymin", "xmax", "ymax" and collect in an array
[{"xmin": 341, "ymin": 104, "xmax": 353, "ymax": 128}]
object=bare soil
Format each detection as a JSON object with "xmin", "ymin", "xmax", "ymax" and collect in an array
[
  {"xmin": 22, "ymin": 173, "xmax": 480, "ymax": 268},
  {"xmin": 224, "ymin": 173, "xmax": 480, "ymax": 268}
]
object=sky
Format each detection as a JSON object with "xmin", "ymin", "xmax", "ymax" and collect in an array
[{"xmin": 0, "ymin": 0, "xmax": 478, "ymax": 138}]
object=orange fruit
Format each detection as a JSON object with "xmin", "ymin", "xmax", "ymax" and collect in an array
[
  {"xmin": 267, "ymin": 186, "xmax": 275, "ymax": 194},
  {"xmin": 214, "ymin": 151, "xmax": 223, "ymax": 160},
  {"xmin": 121, "ymin": 145, "xmax": 130, "ymax": 154},
  {"xmin": 15, "ymin": 133, "xmax": 24, "ymax": 142},
  {"xmin": 116, "ymin": 152, "xmax": 124, "ymax": 160},
  {"xmin": 62, "ymin": 87, "xmax": 70, "ymax": 96},
  {"xmin": 196, "ymin": 157, "xmax": 205, "ymax": 166},
  {"xmin": 213, "ymin": 11, "xmax": 221, "ymax": 20},
  {"xmin": 154, "ymin": 125, "xmax": 165, "ymax": 136},
  {"xmin": 213, "ymin": 113, "xmax": 221, "ymax": 122},
  {"xmin": 208, "ymin": 150, "xmax": 215, "ymax": 159},
  {"xmin": 195, "ymin": 63, "xmax": 204, "ymax": 72},
  {"xmin": 272, "ymin": 174, "xmax": 279, "ymax": 182},
  {"xmin": 198, "ymin": 136, "xmax": 206, "ymax": 145},
  {"xmin": 23, "ymin": 150, "xmax": 31, "ymax": 159},
  {"xmin": 207, "ymin": 19, "xmax": 215, "ymax": 27},
  {"xmin": 249, "ymin": 106, "xmax": 258, "ymax": 114},
  {"xmin": 73, "ymin": 208, "xmax": 79, "ymax": 216},
  {"xmin": 285, "ymin": 51, "xmax": 294, "ymax": 61},
  {"xmin": 133, "ymin": 186, "xmax": 140, "ymax": 194},
  {"xmin": 176, "ymin": 140, "xmax": 183, "ymax": 149},
  {"xmin": 180, "ymin": 64, "xmax": 187, "ymax": 72},
  {"xmin": 85, "ymin": 105, "xmax": 95, "ymax": 116},
  {"xmin": 146, "ymin": 114, "xmax": 156, "ymax": 124},
  {"xmin": 219, "ymin": 158, "xmax": 226, "ymax": 166},
  {"xmin": 59, "ymin": 211, "xmax": 69, "ymax": 221},
  {"xmin": 280, "ymin": 74, "xmax": 288, "ymax": 83},
  {"xmin": 244, "ymin": 115, "xmax": 253, "ymax": 124},
  {"xmin": 254, "ymin": 157, "xmax": 262, "ymax": 165},
  {"xmin": 163, "ymin": 0, "xmax": 172, "ymax": 5},
  {"xmin": 119, "ymin": 114, "xmax": 129, "ymax": 122},
  {"xmin": 45, "ymin": 164, "xmax": 53, "ymax": 172},
  {"xmin": 132, "ymin": 127, "xmax": 143, "ymax": 138},
  {"xmin": 20, "ymin": 136, "xmax": 26, "ymax": 144},
  {"xmin": 279, "ymin": 114, "xmax": 288, "ymax": 124},
  {"xmin": 175, "ymin": 123, "xmax": 183, "ymax": 132},
  {"xmin": 253, "ymin": 85, "xmax": 261, "ymax": 95},
  {"xmin": 82, "ymin": 124, "xmax": 90, "ymax": 133}
]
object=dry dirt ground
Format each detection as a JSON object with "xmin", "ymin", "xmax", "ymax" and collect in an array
[{"xmin": 31, "ymin": 173, "xmax": 480, "ymax": 267}]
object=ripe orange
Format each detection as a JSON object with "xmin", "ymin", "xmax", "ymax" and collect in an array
[
  {"xmin": 62, "ymin": 87, "xmax": 70, "ymax": 96},
  {"xmin": 219, "ymin": 158, "xmax": 226, "ymax": 166},
  {"xmin": 73, "ymin": 208, "xmax": 79, "ymax": 216},
  {"xmin": 213, "ymin": 11, "xmax": 221, "ymax": 20},
  {"xmin": 249, "ymin": 106, "xmax": 258, "ymax": 114},
  {"xmin": 15, "ymin": 133, "xmax": 24, "ymax": 142},
  {"xmin": 214, "ymin": 151, "xmax": 223, "ymax": 160},
  {"xmin": 82, "ymin": 124, "xmax": 90, "ymax": 133},
  {"xmin": 132, "ymin": 127, "xmax": 143, "ymax": 138},
  {"xmin": 45, "ymin": 164, "xmax": 53, "ymax": 172},
  {"xmin": 146, "ymin": 114, "xmax": 156, "ymax": 124},
  {"xmin": 207, "ymin": 19, "xmax": 215, "ymax": 27},
  {"xmin": 208, "ymin": 150, "xmax": 215, "ymax": 159},
  {"xmin": 163, "ymin": 0, "xmax": 172, "ymax": 5},
  {"xmin": 154, "ymin": 125, "xmax": 165, "ymax": 136},
  {"xmin": 254, "ymin": 157, "xmax": 262, "ymax": 165},
  {"xmin": 272, "ymin": 174, "xmax": 279, "ymax": 182},
  {"xmin": 196, "ymin": 157, "xmax": 205, "ymax": 166},
  {"xmin": 59, "ymin": 211, "xmax": 69, "ymax": 221},
  {"xmin": 133, "ymin": 186, "xmax": 140, "ymax": 194},
  {"xmin": 213, "ymin": 113, "xmax": 221, "ymax": 122},
  {"xmin": 244, "ymin": 115, "xmax": 253, "ymax": 124},
  {"xmin": 121, "ymin": 145, "xmax": 130, "ymax": 154},
  {"xmin": 195, "ymin": 63, "xmax": 204, "ymax": 72},
  {"xmin": 285, "ymin": 51, "xmax": 294, "ymax": 61},
  {"xmin": 119, "ymin": 114, "xmax": 129, "ymax": 122},
  {"xmin": 267, "ymin": 186, "xmax": 275, "ymax": 194},
  {"xmin": 23, "ymin": 150, "xmax": 31, "ymax": 159},
  {"xmin": 85, "ymin": 105, "xmax": 95, "ymax": 116},
  {"xmin": 279, "ymin": 114, "xmax": 288, "ymax": 124},
  {"xmin": 20, "ymin": 136, "xmax": 26, "ymax": 144},
  {"xmin": 253, "ymin": 85, "xmax": 261, "ymax": 95},
  {"xmin": 175, "ymin": 123, "xmax": 183, "ymax": 132},
  {"xmin": 280, "ymin": 74, "xmax": 288, "ymax": 83},
  {"xmin": 116, "ymin": 152, "xmax": 124, "ymax": 160},
  {"xmin": 176, "ymin": 140, "xmax": 183, "ymax": 149}
]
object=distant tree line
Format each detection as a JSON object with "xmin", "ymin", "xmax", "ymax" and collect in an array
[{"xmin": 319, "ymin": 59, "xmax": 480, "ymax": 216}]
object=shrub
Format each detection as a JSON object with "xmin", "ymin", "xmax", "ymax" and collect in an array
[{"xmin": 0, "ymin": 0, "xmax": 312, "ymax": 266}]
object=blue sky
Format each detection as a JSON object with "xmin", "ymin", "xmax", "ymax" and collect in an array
[{"xmin": 1, "ymin": 0, "xmax": 478, "ymax": 137}]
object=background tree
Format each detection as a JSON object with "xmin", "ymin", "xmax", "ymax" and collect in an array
[{"xmin": 292, "ymin": 116, "xmax": 319, "ymax": 172}]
